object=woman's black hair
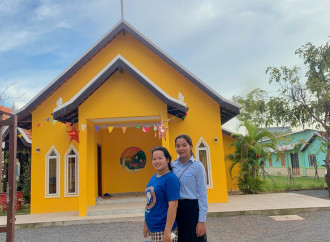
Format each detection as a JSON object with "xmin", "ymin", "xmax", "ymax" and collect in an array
[
  {"xmin": 175, "ymin": 134, "xmax": 194, "ymax": 157},
  {"xmin": 151, "ymin": 146, "xmax": 172, "ymax": 171}
]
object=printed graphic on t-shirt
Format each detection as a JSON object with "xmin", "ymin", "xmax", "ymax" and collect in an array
[{"xmin": 145, "ymin": 186, "xmax": 156, "ymax": 211}]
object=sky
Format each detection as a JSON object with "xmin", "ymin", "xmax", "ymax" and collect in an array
[{"xmin": 0, "ymin": 0, "xmax": 329, "ymax": 132}]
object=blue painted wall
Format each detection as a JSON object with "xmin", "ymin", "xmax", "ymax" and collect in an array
[{"xmin": 263, "ymin": 129, "xmax": 326, "ymax": 176}]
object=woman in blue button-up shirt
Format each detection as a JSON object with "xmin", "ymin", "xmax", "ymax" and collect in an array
[{"xmin": 171, "ymin": 134, "xmax": 208, "ymax": 242}]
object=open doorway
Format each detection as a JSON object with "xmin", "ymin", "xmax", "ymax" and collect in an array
[{"xmin": 97, "ymin": 145, "xmax": 102, "ymax": 197}]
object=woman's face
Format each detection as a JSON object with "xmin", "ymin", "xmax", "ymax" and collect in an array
[
  {"xmin": 175, "ymin": 138, "xmax": 192, "ymax": 160},
  {"xmin": 152, "ymin": 150, "xmax": 169, "ymax": 173}
]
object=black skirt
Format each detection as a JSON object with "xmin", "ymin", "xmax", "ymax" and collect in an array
[{"xmin": 176, "ymin": 199, "xmax": 207, "ymax": 242}]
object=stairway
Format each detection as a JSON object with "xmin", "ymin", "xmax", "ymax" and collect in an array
[{"xmin": 87, "ymin": 193, "xmax": 146, "ymax": 217}]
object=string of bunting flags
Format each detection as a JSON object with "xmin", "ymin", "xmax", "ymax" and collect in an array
[
  {"xmin": 27, "ymin": 96, "xmax": 189, "ymax": 144},
  {"xmin": 67, "ymin": 120, "xmax": 170, "ymax": 143},
  {"xmin": 33, "ymin": 115, "xmax": 179, "ymax": 144}
]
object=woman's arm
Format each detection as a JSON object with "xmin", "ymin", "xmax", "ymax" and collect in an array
[
  {"xmin": 143, "ymin": 221, "xmax": 150, "ymax": 238},
  {"xmin": 163, "ymin": 200, "xmax": 178, "ymax": 242},
  {"xmin": 196, "ymin": 163, "xmax": 208, "ymax": 236}
]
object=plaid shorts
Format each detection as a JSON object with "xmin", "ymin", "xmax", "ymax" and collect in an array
[{"xmin": 150, "ymin": 228, "xmax": 178, "ymax": 242}]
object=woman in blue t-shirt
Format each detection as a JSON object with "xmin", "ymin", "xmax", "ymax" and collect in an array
[{"xmin": 144, "ymin": 147, "xmax": 180, "ymax": 242}]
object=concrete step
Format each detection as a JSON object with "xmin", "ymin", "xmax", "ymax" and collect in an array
[
  {"xmin": 95, "ymin": 196, "xmax": 146, "ymax": 205},
  {"xmin": 87, "ymin": 202, "xmax": 145, "ymax": 216}
]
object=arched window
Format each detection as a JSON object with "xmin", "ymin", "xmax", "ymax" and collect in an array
[
  {"xmin": 65, "ymin": 145, "xmax": 79, "ymax": 196},
  {"xmin": 45, "ymin": 146, "xmax": 60, "ymax": 197},
  {"xmin": 195, "ymin": 138, "xmax": 212, "ymax": 188}
]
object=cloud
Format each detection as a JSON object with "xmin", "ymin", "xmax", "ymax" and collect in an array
[
  {"xmin": 0, "ymin": 0, "xmax": 329, "ymax": 115},
  {"xmin": 0, "ymin": 0, "xmax": 22, "ymax": 15},
  {"xmin": 0, "ymin": 30, "xmax": 36, "ymax": 52},
  {"xmin": 0, "ymin": 69, "xmax": 62, "ymax": 109}
]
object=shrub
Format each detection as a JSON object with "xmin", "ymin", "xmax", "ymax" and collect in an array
[{"xmin": 21, "ymin": 158, "xmax": 31, "ymax": 203}]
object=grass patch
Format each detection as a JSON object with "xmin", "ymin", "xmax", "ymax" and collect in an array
[
  {"xmin": 0, "ymin": 203, "xmax": 30, "ymax": 216},
  {"xmin": 262, "ymin": 176, "xmax": 327, "ymax": 193}
]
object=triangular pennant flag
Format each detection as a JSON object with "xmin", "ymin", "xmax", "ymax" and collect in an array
[
  {"xmin": 95, "ymin": 126, "xmax": 100, "ymax": 132},
  {"xmin": 66, "ymin": 122, "xmax": 72, "ymax": 127},
  {"xmin": 81, "ymin": 124, "xmax": 86, "ymax": 131},
  {"xmin": 136, "ymin": 126, "xmax": 141, "ymax": 129},
  {"xmin": 142, "ymin": 126, "xmax": 150, "ymax": 133},
  {"xmin": 122, "ymin": 127, "xmax": 127, "ymax": 134},
  {"xmin": 53, "ymin": 120, "xmax": 57, "ymax": 125},
  {"xmin": 108, "ymin": 127, "xmax": 114, "ymax": 133},
  {"xmin": 36, "ymin": 123, "xmax": 41, "ymax": 127},
  {"xmin": 46, "ymin": 117, "xmax": 50, "ymax": 122},
  {"xmin": 18, "ymin": 134, "xmax": 22, "ymax": 138}
]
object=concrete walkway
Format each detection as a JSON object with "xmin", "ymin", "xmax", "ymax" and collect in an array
[{"xmin": 1, "ymin": 192, "xmax": 330, "ymax": 229}]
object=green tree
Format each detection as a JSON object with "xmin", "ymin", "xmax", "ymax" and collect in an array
[
  {"xmin": 238, "ymin": 40, "xmax": 330, "ymax": 196},
  {"xmin": 226, "ymin": 121, "xmax": 277, "ymax": 194}
]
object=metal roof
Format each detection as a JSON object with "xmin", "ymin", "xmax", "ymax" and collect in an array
[
  {"xmin": 52, "ymin": 55, "xmax": 188, "ymax": 123},
  {"xmin": 15, "ymin": 20, "xmax": 239, "ymax": 129}
]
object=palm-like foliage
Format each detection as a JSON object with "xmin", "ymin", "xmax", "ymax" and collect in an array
[{"xmin": 226, "ymin": 121, "xmax": 277, "ymax": 193}]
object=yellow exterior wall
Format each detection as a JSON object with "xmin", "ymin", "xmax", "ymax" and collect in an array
[
  {"xmin": 30, "ymin": 29, "xmax": 232, "ymax": 214},
  {"xmin": 31, "ymin": 112, "xmax": 79, "ymax": 214},
  {"xmin": 79, "ymin": 70, "xmax": 163, "ymax": 196},
  {"xmin": 223, "ymin": 134, "xmax": 239, "ymax": 191},
  {"xmin": 101, "ymin": 127, "xmax": 160, "ymax": 193}
]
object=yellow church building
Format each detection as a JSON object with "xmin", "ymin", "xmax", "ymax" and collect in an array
[{"xmin": 16, "ymin": 20, "xmax": 239, "ymax": 216}]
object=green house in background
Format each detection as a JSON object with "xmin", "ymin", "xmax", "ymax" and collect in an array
[{"xmin": 263, "ymin": 128, "xmax": 326, "ymax": 177}]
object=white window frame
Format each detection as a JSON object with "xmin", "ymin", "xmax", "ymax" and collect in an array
[
  {"xmin": 64, "ymin": 145, "xmax": 79, "ymax": 197},
  {"xmin": 195, "ymin": 137, "xmax": 213, "ymax": 189},
  {"xmin": 45, "ymin": 146, "xmax": 60, "ymax": 198}
]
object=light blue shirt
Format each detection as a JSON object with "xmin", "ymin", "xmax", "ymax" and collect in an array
[{"xmin": 171, "ymin": 156, "xmax": 208, "ymax": 222}]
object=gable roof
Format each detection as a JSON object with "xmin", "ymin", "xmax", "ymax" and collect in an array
[
  {"xmin": 52, "ymin": 54, "xmax": 188, "ymax": 123},
  {"xmin": 15, "ymin": 20, "xmax": 239, "ymax": 129},
  {"xmin": 300, "ymin": 132, "xmax": 325, "ymax": 152},
  {"xmin": 2, "ymin": 126, "xmax": 32, "ymax": 147},
  {"xmin": 222, "ymin": 128, "xmax": 237, "ymax": 138}
]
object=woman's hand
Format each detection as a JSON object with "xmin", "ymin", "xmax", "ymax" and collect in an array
[
  {"xmin": 196, "ymin": 222, "xmax": 206, "ymax": 237},
  {"xmin": 143, "ymin": 222, "xmax": 150, "ymax": 238},
  {"xmin": 162, "ymin": 231, "xmax": 171, "ymax": 242}
]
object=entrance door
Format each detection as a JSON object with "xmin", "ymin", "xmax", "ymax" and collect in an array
[
  {"xmin": 97, "ymin": 145, "xmax": 102, "ymax": 197},
  {"xmin": 290, "ymin": 153, "xmax": 300, "ymax": 175}
]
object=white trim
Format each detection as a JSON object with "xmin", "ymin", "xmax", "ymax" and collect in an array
[
  {"xmin": 121, "ymin": 20, "xmax": 240, "ymax": 109},
  {"xmin": 2, "ymin": 126, "xmax": 32, "ymax": 144},
  {"xmin": 15, "ymin": 20, "xmax": 239, "ymax": 118},
  {"xmin": 195, "ymin": 137, "xmax": 213, "ymax": 189},
  {"xmin": 45, "ymin": 146, "xmax": 60, "ymax": 198},
  {"xmin": 64, "ymin": 145, "xmax": 79, "ymax": 197},
  {"xmin": 53, "ymin": 54, "xmax": 186, "ymax": 115},
  {"xmin": 300, "ymin": 132, "xmax": 323, "ymax": 151},
  {"xmin": 90, "ymin": 115, "xmax": 161, "ymax": 124},
  {"xmin": 14, "ymin": 20, "xmax": 125, "ymax": 115},
  {"xmin": 17, "ymin": 127, "xmax": 32, "ymax": 144}
]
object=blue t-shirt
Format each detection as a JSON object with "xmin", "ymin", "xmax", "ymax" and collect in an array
[{"xmin": 145, "ymin": 172, "xmax": 180, "ymax": 232}]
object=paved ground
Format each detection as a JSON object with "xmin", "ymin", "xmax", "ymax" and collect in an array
[
  {"xmin": 290, "ymin": 189, "xmax": 330, "ymax": 200},
  {"xmin": 1, "ymin": 210, "xmax": 329, "ymax": 242},
  {"xmin": 0, "ymin": 190, "xmax": 329, "ymax": 241}
]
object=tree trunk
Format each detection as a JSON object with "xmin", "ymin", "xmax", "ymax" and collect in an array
[
  {"xmin": 314, "ymin": 163, "xmax": 319, "ymax": 181},
  {"xmin": 325, "ymin": 142, "xmax": 330, "ymax": 198}
]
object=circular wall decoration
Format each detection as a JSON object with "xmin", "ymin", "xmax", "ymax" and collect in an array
[{"xmin": 120, "ymin": 147, "xmax": 146, "ymax": 173}]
